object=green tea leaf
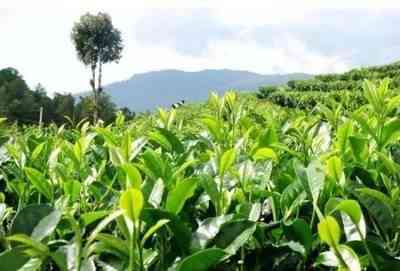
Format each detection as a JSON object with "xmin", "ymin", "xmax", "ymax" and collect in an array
[
  {"xmin": 142, "ymin": 219, "xmax": 170, "ymax": 245},
  {"xmin": 121, "ymin": 163, "xmax": 142, "ymax": 189},
  {"xmin": 119, "ymin": 188, "xmax": 144, "ymax": 222},
  {"xmin": 176, "ymin": 248, "xmax": 226, "ymax": 271},
  {"xmin": 11, "ymin": 204, "xmax": 61, "ymax": 241},
  {"xmin": 318, "ymin": 216, "xmax": 341, "ymax": 247},
  {"xmin": 191, "ymin": 215, "xmax": 233, "ymax": 251},
  {"xmin": 63, "ymin": 180, "xmax": 81, "ymax": 202},
  {"xmin": 81, "ymin": 211, "xmax": 111, "ymax": 227},
  {"xmin": 24, "ymin": 167, "xmax": 52, "ymax": 200},
  {"xmin": 284, "ymin": 218, "xmax": 313, "ymax": 256},
  {"xmin": 355, "ymin": 188, "xmax": 393, "ymax": 231},
  {"xmin": 0, "ymin": 247, "xmax": 30, "ymax": 271},
  {"xmin": 219, "ymin": 148, "xmax": 236, "ymax": 176},
  {"xmin": 326, "ymin": 156, "xmax": 345, "ymax": 187},
  {"xmin": 253, "ymin": 147, "xmax": 277, "ymax": 161},
  {"xmin": 166, "ymin": 178, "xmax": 197, "ymax": 215},
  {"xmin": 215, "ymin": 220, "xmax": 256, "ymax": 255}
]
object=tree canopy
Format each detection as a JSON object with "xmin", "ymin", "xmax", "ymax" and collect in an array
[{"xmin": 71, "ymin": 12, "xmax": 123, "ymax": 122}]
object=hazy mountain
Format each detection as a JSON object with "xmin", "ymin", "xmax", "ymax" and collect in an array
[{"xmin": 102, "ymin": 69, "xmax": 312, "ymax": 111}]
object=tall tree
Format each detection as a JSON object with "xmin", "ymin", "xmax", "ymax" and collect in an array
[{"xmin": 71, "ymin": 12, "xmax": 123, "ymax": 122}]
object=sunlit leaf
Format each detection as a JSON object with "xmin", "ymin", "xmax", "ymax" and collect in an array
[
  {"xmin": 119, "ymin": 188, "xmax": 144, "ymax": 222},
  {"xmin": 318, "ymin": 216, "xmax": 341, "ymax": 247}
]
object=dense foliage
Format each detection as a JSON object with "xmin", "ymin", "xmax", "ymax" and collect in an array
[
  {"xmin": 268, "ymin": 90, "xmax": 365, "ymax": 111},
  {"xmin": 0, "ymin": 68, "xmax": 134, "ymax": 125},
  {"xmin": 1, "ymin": 79, "xmax": 400, "ymax": 270},
  {"xmin": 258, "ymin": 61, "xmax": 400, "ymax": 110},
  {"xmin": 288, "ymin": 62, "xmax": 400, "ymax": 93}
]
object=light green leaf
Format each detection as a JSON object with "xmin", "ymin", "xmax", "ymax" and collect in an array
[
  {"xmin": 31, "ymin": 143, "xmax": 46, "ymax": 162},
  {"xmin": 63, "ymin": 180, "xmax": 81, "ymax": 202},
  {"xmin": 121, "ymin": 163, "xmax": 142, "ymax": 189},
  {"xmin": 333, "ymin": 200, "xmax": 362, "ymax": 224},
  {"xmin": 253, "ymin": 147, "xmax": 277, "ymax": 161},
  {"xmin": 109, "ymin": 147, "xmax": 125, "ymax": 166},
  {"xmin": 95, "ymin": 233, "xmax": 129, "ymax": 257},
  {"xmin": 326, "ymin": 199, "xmax": 366, "ymax": 241},
  {"xmin": 81, "ymin": 210, "xmax": 110, "ymax": 227},
  {"xmin": 202, "ymin": 117, "xmax": 223, "ymax": 142},
  {"xmin": 219, "ymin": 148, "xmax": 236, "ymax": 176},
  {"xmin": 149, "ymin": 131, "xmax": 172, "ymax": 152},
  {"xmin": 295, "ymin": 160, "xmax": 325, "ymax": 205},
  {"xmin": 24, "ymin": 167, "xmax": 52, "ymax": 200},
  {"xmin": 349, "ymin": 136, "xmax": 368, "ymax": 162},
  {"xmin": 318, "ymin": 216, "xmax": 341, "ymax": 247},
  {"xmin": 326, "ymin": 156, "xmax": 345, "ymax": 187},
  {"xmin": 119, "ymin": 188, "xmax": 144, "ymax": 222},
  {"xmin": 7, "ymin": 234, "xmax": 49, "ymax": 255},
  {"xmin": 337, "ymin": 244, "xmax": 361, "ymax": 271},
  {"xmin": 335, "ymin": 121, "xmax": 353, "ymax": 156},
  {"xmin": 142, "ymin": 149, "xmax": 164, "ymax": 180},
  {"xmin": 157, "ymin": 128, "xmax": 184, "ymax": 153}
]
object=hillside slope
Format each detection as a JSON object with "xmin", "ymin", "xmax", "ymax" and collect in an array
[
  {"xmin": 102, "ymin": 69, "xmax": 312, "ymax": 111},
  {"xmin": 258, "ymin": 61, "xmax": 400, "ymax": 110}
]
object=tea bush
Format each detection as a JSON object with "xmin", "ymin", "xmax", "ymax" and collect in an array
[{"xmin": 0, "ymin": 80, "xmax": 400, "ymax": 270}]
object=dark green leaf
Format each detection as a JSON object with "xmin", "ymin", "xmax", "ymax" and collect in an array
[
  {"xmin": 176, "ymin": 248, "xmax": 226, "ymax": 271},
  {"xmin": 11, "ymin": 204, "xmax": 61, "ymax": 241},
  {"xmin": 214, "ymin": 220, "xmax": 256, "ymax": 255},
  {"xmin": 166, "ymin": 178, "xmax": 197, "ymax": 215},
  {"xmin": 0, "ymin": 247, "xmax": 30, "ymax": 271}
]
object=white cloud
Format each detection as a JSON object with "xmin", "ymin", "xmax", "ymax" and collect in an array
[
  {"xmin": 0, "ymin": 2, "xmax": 399, "ymax": 95},
  {"xmin": 205, "ymin": 37, "xmax": 349, "ymax": 74}
]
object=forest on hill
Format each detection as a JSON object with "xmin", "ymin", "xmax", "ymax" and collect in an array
[{"xmin": 0, "ymin": 67, "xmax": 134, "ymax": 125}]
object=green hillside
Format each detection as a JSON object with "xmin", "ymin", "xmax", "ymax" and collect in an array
[{"xmin": 258, "ymin": 61, "xmax": 400, "ymax": 110}]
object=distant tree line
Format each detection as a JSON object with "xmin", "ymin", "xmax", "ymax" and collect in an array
[{"xmin": 0, "ymin": 67, "xmax": 134, "ymax": 125}]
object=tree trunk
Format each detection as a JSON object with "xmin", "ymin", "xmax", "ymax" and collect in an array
[
  {"xmin": 91, "ymin": 64, "xmax": 98, "ymax": 123},
  {"xmin": 97, "ymin": 62, "xmax": 103, "ymax": 121}
]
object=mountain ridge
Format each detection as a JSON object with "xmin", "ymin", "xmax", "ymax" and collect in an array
[{"xmin": 97, "ymin": 69, "xmax": 313, "ymax": 111}]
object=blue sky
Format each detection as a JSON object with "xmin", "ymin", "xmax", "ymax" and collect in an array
[{"xmin": 1, "ymin": 0, "xmax": 399, "ymax": 94}]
